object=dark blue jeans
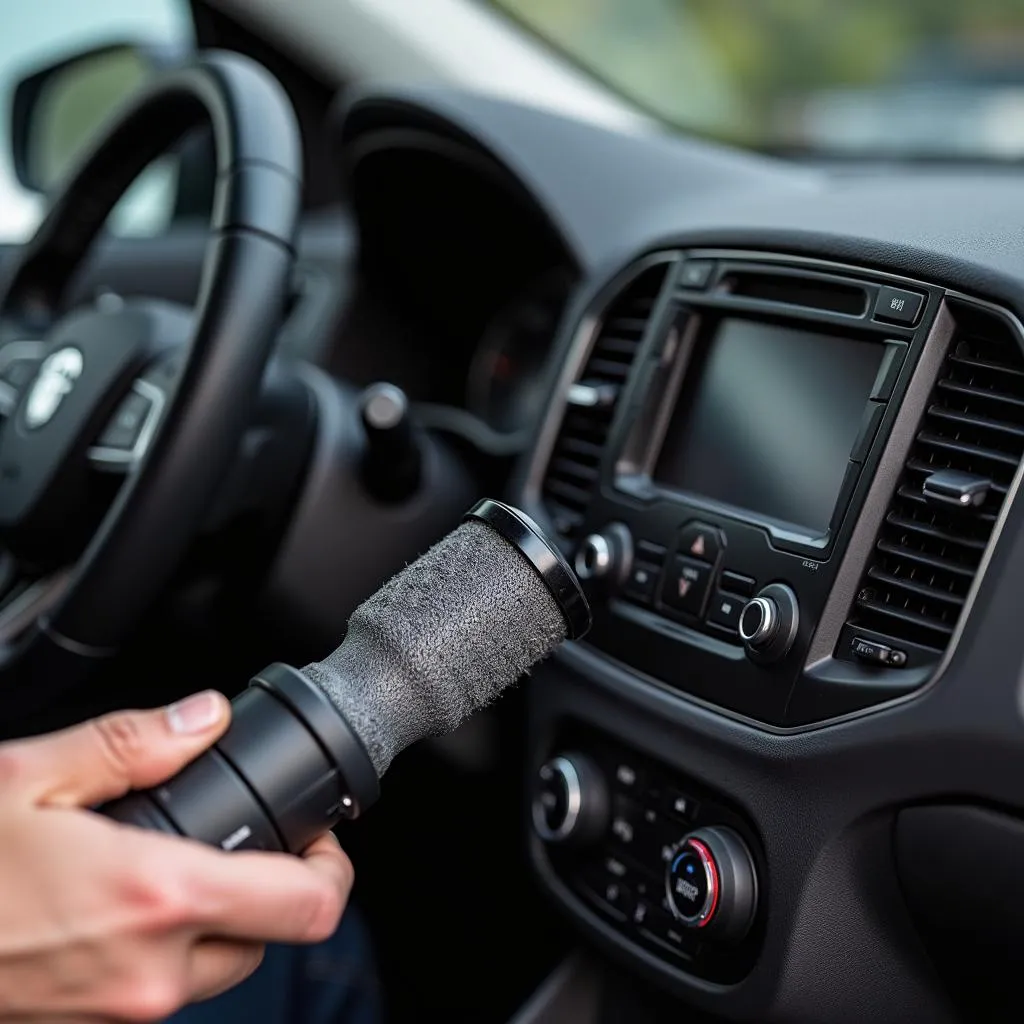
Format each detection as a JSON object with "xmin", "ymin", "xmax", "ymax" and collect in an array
[{"xmin": 168, "ymin": 908, "xmax": 382, "ymax": 1024}]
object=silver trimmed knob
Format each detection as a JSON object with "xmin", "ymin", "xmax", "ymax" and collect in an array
[
  {"xmin": 739, "ymin": 596, "xmax": 778, "ymax": 647},
  {"xmin": 574, "ymin": 533, "xmax": 612, "ymax": 581},
  {"xmin": 665, "ymin": 827, "xmax": 758, "ymax": 943},
  {"xmin": 739, "ymin": 584, "xmax": 800, "ymax": 665},
  {"xmin": 532, "ymin": 753, "xmax": 608, "ymax": 846}
]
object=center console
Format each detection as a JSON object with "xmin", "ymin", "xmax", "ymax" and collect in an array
[{"xmin": 516, "ymin": 248, "xmax": 1024, "ymax": 994}]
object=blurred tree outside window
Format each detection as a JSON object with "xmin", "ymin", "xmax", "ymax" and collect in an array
[{"xmin": 489, "ymin": 0, "xmax": 1024, "ymax": 158}]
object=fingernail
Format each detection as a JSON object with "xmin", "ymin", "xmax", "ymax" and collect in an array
[{"xmin": 166, "ymin": 691, "xmax": 224, "ymax": 734}]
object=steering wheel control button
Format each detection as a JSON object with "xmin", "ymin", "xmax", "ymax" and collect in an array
[
  {"xmin": 662, "ymin": 556, "xmax": 713, "ymax": 617},
  {"xmin": 707, "ymin": 590, "xmax": 744, "ymax": 634},
  {"xmin": 532, "ymin": 753, "xmax": 608, "ymax": 846},
  {"xmin": 665, "ymin": 827, "xmax": 758, "ymax": 943},
  {"xmin": 678, "ymin": 522, "xmax": 722, "ymax": 564},
  {"xmin": 98, "ymin": 391, "xmax": 154, "ymax": 451},
  {"xmin": 679, "ymin": 260, "xmax": 716, "ymax": 290},
  {"xmin": 873, "ymin": 285, "xmax": 925, "ymax": 326},
  {"xmin": 88, "ymin": 380, "xmax": 165, "ymax": 473},
  {"xmin": 740, "ymin": 583, "xmax": 800, "ymax": 664}
]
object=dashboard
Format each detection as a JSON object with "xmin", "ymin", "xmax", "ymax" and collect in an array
[{"xmin": 333, "ymin": 86, "xmax": 1024, "ymax": 1023}]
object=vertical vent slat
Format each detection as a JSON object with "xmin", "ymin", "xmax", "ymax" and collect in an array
[
  {"xmin": 845, "ymin": 317, "xmax": 1024, "ymax": 655},
  {"xmin": 539, "ymin": 263, "xmax": 669, "ymax": 542}
]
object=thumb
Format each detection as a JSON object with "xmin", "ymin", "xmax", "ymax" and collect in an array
[{"xmin": 11, "ymin": 691, "xmax": 231, "ymax": 808}]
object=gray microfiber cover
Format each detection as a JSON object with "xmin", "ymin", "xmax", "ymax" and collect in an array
[{"xmin": 302, "ymin": 520, "xmax": 567, "ymax": 775}]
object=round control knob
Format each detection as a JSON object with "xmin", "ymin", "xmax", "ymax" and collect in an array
[
  {"xmin": 532, "ymin": 752, "xmax": 608, "ymax": 846},
  {"xmin": 359, "ymin": 382, "xmax": 423, "ymax": 502},
  {"xmin": 573, "ymin": 523, "xmax": 633, "ymax": 585},
  {"xmin": 739, "ymin": 583, "xmax": 799, "ymax": 664},
  {"xmin": 575, "ymin": 534, "xmax": 612, "ymax": 581},
  {"xmin": 665, "ymin": 826, "xmax": 758, "ymax": 943}
]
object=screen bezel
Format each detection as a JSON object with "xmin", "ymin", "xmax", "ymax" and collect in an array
[{"xmin": 615, "ymin": 309, "xmax": 893, "ymax": 555}]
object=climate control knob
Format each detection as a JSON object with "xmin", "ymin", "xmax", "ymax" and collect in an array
[
  {"xmin": 739, "ymin": 583, "xmax": 799, "ymax": 664},
  {"xmin": 665, "ymin": 827, "xmax": 757, "ymax": 943},
  {"xmin": 573, "ymin": 523, "xmax": 633, "ymax": 587},
  {"xmin": 532, "ymin": 753, "xmax": 608, "ymax": 846}
]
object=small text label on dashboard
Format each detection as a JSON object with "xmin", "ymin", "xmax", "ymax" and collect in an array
[{"xmin": 802, "ymin": 560, "xmax": 820, "ymax": 572}]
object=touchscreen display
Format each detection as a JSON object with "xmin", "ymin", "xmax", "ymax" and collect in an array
[{"xmin": 653, "ymin": 318, "xmax": 885, "ymax": 535}]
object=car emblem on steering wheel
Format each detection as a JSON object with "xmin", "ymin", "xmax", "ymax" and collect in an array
[{"xmin": 24, "ymin": 347, "xmax": 83, "ymax": 430}]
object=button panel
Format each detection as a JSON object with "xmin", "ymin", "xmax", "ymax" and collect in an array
[{"xmin": 543, "ymin": 724, "xmax": 763, "ymax": 983}]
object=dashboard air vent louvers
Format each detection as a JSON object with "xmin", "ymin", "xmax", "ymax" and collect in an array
[
  {"xmin": 540, "ymin": 263, "xmax": 669, "ymax": 542},
  {"xmin": 849, "ymin": 317, "xmax": 1024, "ymax": 654}
]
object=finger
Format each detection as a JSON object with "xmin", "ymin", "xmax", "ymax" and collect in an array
[
  {"xmin": 10, "ymin": 692, "xmax": 230, "ymax": 807},
  {"xmin": 181, "ymin": 836, "xmax": 353, "ymax": 944},
  {"xmin": 186, "ymin": 939, "xmax": 266, "ymax": 1004}
]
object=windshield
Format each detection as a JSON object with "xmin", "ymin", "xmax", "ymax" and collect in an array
[{"xmin": 489, "ymin": 0, "xmax": 1024, "ymax": 159}]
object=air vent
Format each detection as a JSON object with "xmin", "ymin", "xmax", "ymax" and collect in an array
[
  {"xmin": 848, "ymin": 314, "xmax": 1024, "ymax": 655},
  {"xmin": 540, "ymin": 263, "xmax": 669, "ymax": 541}
]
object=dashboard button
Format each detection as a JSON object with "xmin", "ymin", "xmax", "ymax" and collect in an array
[
  {"xmin": 678, "ymin": 522, "xmax": 722, "ymax": 564},
  {"xmin": 873, "ymin": 286, "xmax": 924, "ymax": 326},
  {"xmin": 664, "ymin": 788, "xmax": 697, "ymax": 823},
  {"xmin": 623, "ymin": 561, "xmax": 660, "ymax": 605},
  {"xmin": 707, "ymin": 590, "xmax": 743, "ymax": 633},
  {"xmin": 720, "ymin": 570, "xmax": 756, "ymax": 598},
  {"xmin": 613, "ymin": 760, "xmax": 643, "ymax": 792},
  {"xmin": 662, "ymin": 556, "xmax": 712, "ymax": 616},
  {"xmin": 679, "ymin": 260, "xmax": 715, "ymax": 289},
  {"xmin": 851, "ymin": 635, "xmax": 908, "ymax": 667}
]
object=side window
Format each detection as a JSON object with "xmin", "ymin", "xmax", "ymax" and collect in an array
[{"xmin": 0, "ymin": 0, "xmax": 194, "ymax": 243}]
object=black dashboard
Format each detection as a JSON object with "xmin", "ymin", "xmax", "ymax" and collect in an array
[{"xmin": 331, "ymin": 86, "xmax": 1024, "ymax": 1023}]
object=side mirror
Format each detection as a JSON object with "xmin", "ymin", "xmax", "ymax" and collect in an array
[{"xmin": 11, "ymin": 42, "xmax": 183, "ymax": 195}]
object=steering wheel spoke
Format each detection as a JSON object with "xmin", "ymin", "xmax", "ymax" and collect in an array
[{"xmin": 0, "ymin": 340, "xmax": 46, "ymax": 417}]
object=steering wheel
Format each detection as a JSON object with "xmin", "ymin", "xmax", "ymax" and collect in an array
[{"xmin": 0, "ymin": 52, "xmax": 301, "ymax": 724}]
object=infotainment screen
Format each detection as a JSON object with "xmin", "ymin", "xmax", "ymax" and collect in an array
[{"xmin": 653, "ymin": 318, "xmax": 886, "ymax": 535}]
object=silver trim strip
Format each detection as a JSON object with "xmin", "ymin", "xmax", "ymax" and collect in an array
[{"xmin": 87, "ymin": 379, "xmax": 166, "ymax": 472}]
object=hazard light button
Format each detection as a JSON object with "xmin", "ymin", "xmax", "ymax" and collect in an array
[
  {"xmin": 661, "ymin": 556, "xmax": 713, "ymax": 617},
  {"xmin": 678, "ymin": 522, "xmax": 722, "ymax": 565}
]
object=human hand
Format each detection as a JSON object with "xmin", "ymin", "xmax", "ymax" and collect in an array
[{"xmin": 0, "ymin": 693, "xmax": 353, "ymax": 1022}]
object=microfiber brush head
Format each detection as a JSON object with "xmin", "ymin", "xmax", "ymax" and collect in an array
[{"xmin": 302, "ymin": 501, "xmax": 589, "ymax": 775}]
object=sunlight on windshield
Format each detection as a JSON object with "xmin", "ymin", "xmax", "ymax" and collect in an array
[{"xmin": 490, "ymin": 0, "xmax": 1024, "ymax": 158}]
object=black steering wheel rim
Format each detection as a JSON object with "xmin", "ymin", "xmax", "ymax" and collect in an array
[{"xmin": 0, "ymin": 51, "xmax": 301, "ymax": 710}]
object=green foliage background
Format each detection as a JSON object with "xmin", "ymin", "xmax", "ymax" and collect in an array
[{"xmin": 491, "ymin": 0, "xmax": 1024, "ymax": 149}]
